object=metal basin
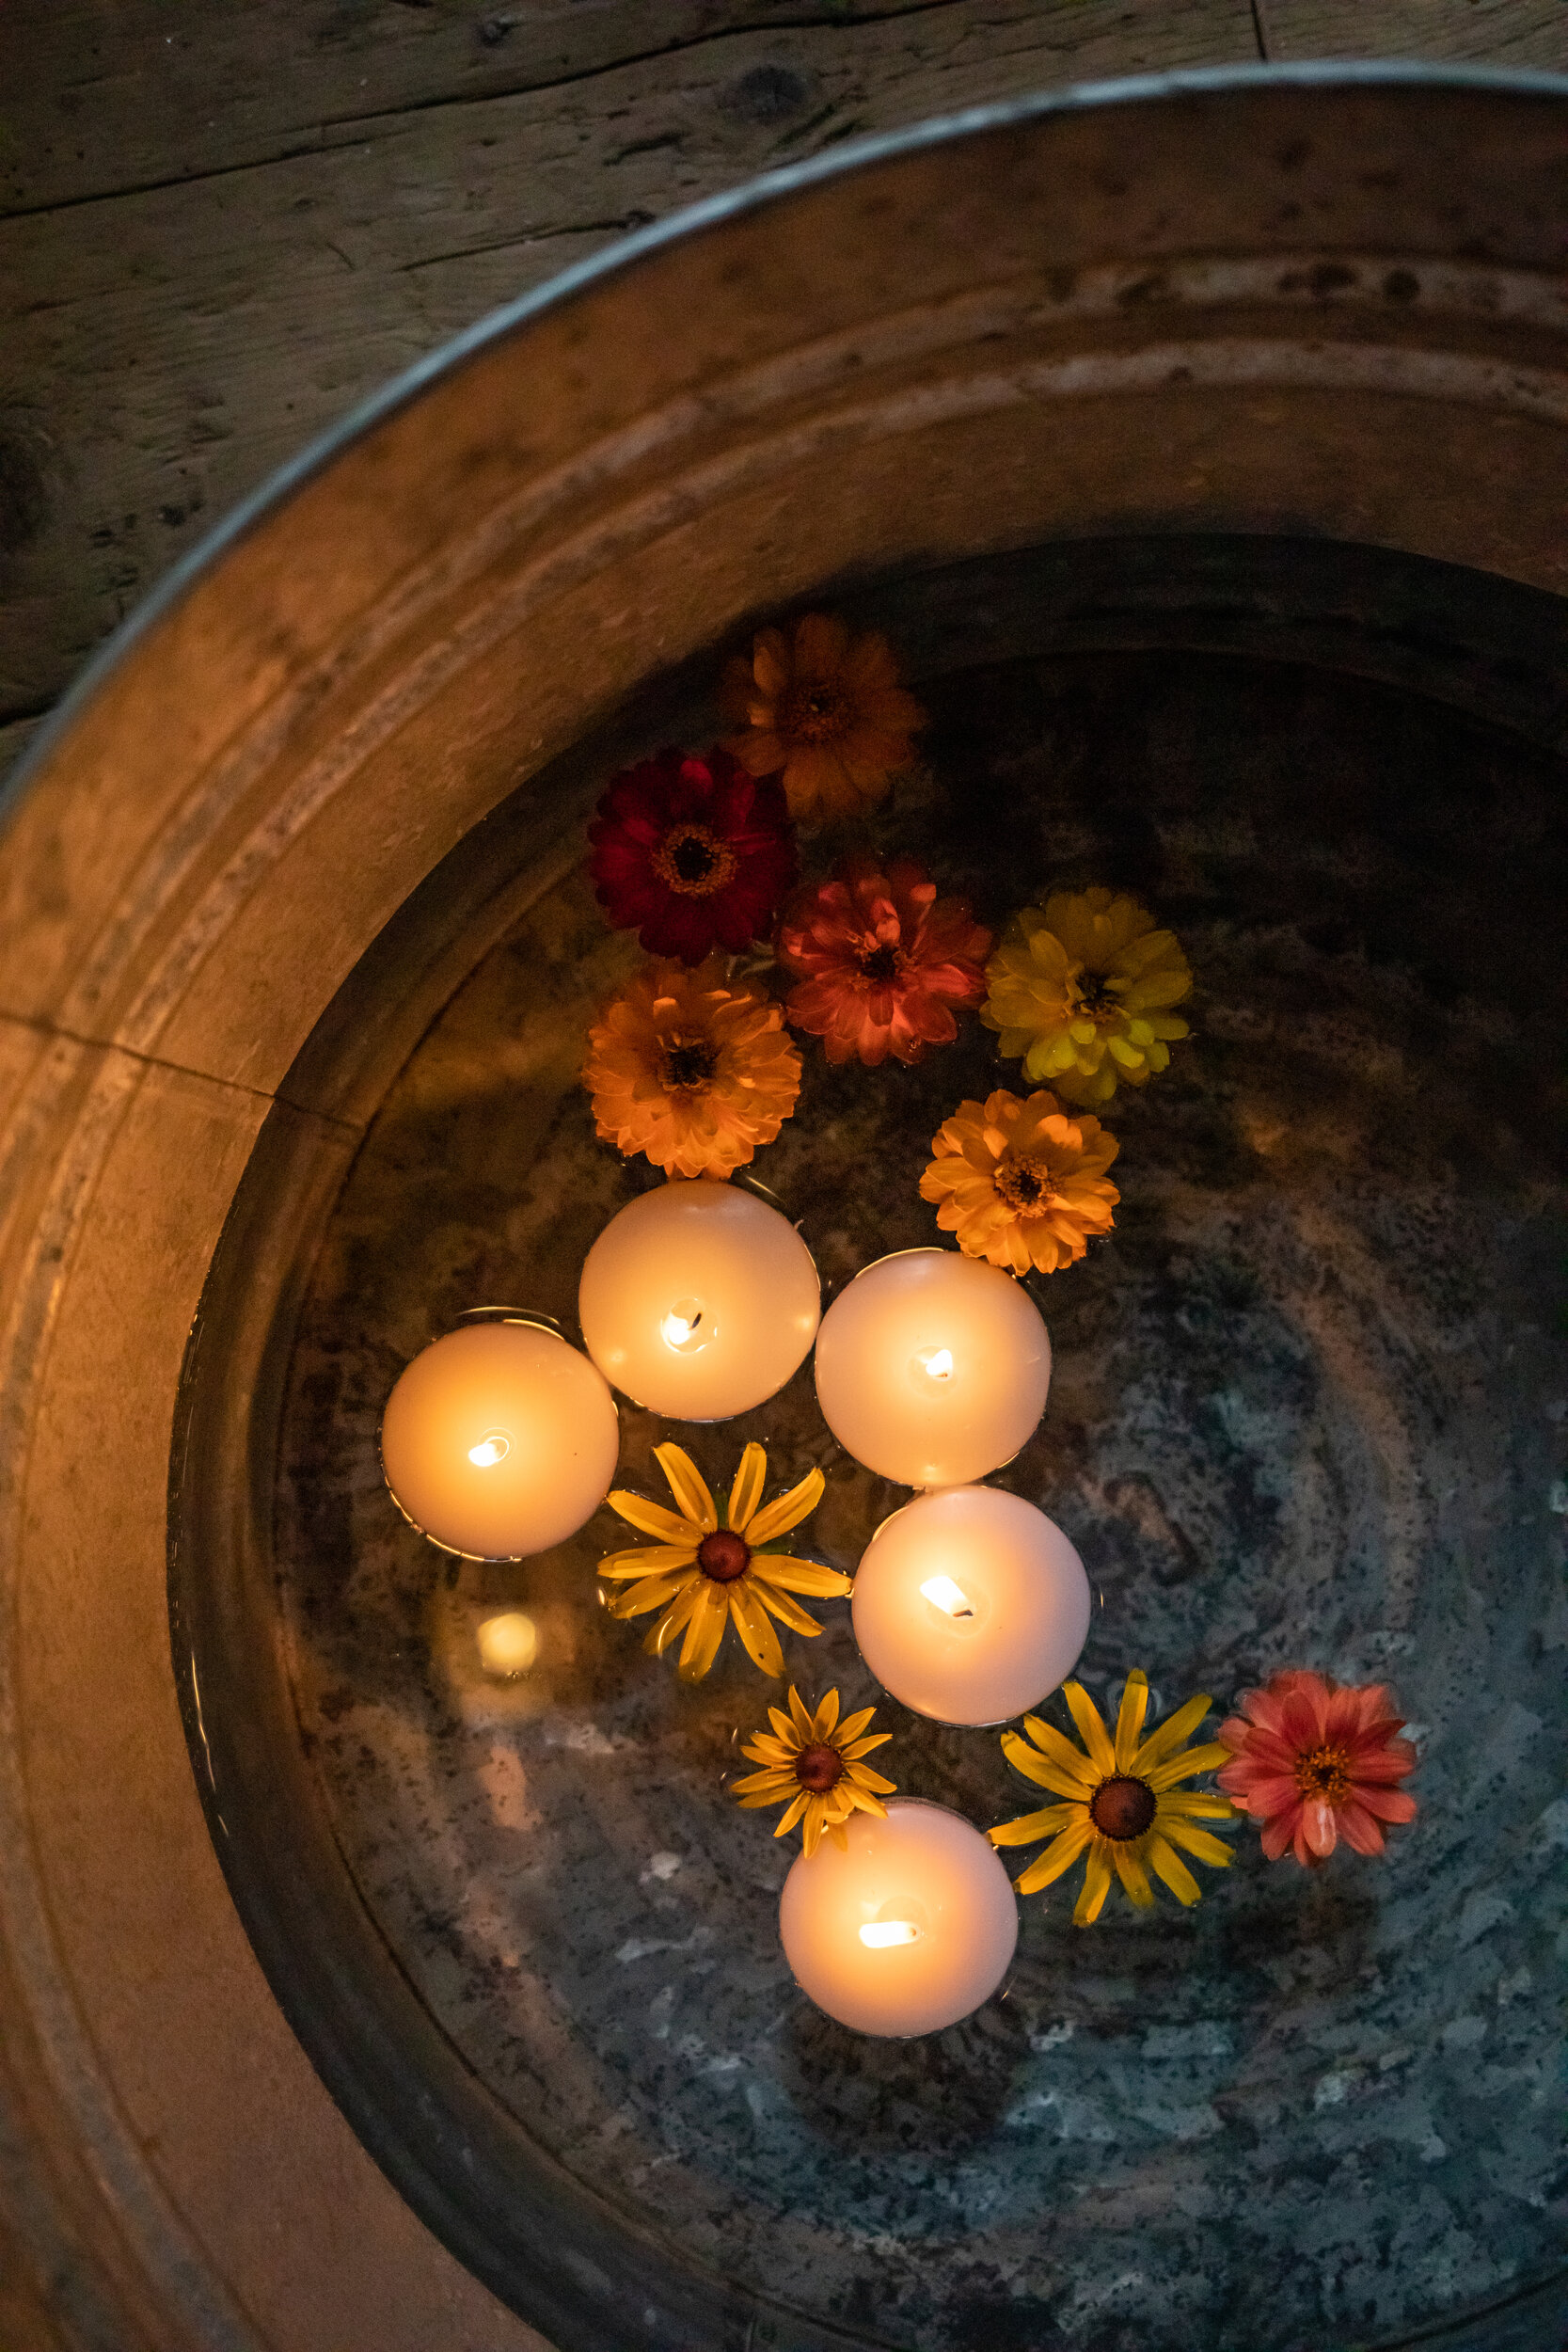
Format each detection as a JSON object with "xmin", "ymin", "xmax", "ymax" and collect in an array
[{"xmin": 0, "ymin": 66, "xmax": 1563, "ymax": 2352}]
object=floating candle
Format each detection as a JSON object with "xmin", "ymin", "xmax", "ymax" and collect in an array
[
  {"xmin": 813, "ymin": 1248, "xmax": 1050, "ymax": 1487},
  {"xmin": 779, "ymin": 1798, "xmax": 1018, "ymax": 2037},
  {"xmin": 578, "ymin": 1179, "xmax": 819, "ymax": 1421},
  {"xmin": 852, "ymin": 1485, "xmax": 1091, "ymax": 1725},
  {"xmin": 381, "ymin": 1320, "xmax": 618, "ymax": 1559}
]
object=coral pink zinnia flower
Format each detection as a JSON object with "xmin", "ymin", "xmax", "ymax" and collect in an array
[
  {"xmin": 588, "ymin": 746, "xmax": 798, "ymax": 965},
  {"xmin": 773, "ymin": 853, "xmax": 991, "ymax": 1067},
  {"xmin": 1216, "ymin": 1670, "xmax": 1418, "ymax": 1867}
]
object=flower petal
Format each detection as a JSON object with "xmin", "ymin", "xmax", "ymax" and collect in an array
[
  {"xmin": 1113, "ymin": 1845, "xmax": 1156, "ymax": 1907},
  {"xmin": 728, "ymin": 1584, "xmax": 785, "ymax": 1677},
  {"xmin": 1158, "ymin": 1818, "xmax": 1234, "ymax": 1868},
  {"xmin": 727, "ymin": 1442, "xmax": 768, "ymax": 1534},
  {"xmin": 1001, "ymin": 1731, "xmax": 1094, "ymax": 1801},
  {"xmin": 677, "ymin": 1582, "xmax": 729, "ymax": 1680},
  {"xmin": 609, "ymin": 1490, "xmax": 697, "ymax": 1545},
  {"xmin": 654, "ymin": 1444, "xmax": 717, "ymax": 1531},
  {"xmin": 1145, "ymin": 1741, "xmax": 1233, "ymax": 1791},
  {"xmin": 1063, "ymin": 1682, "xmax": 1117, "ymax": 1776},
  {"xmin": 989, "ymin": 1803, "xmax": 1083, "ymax": 1848},
  {"xmin": 1131, "ymin": 1692, "xmax": 1213, "ymax": 1776},
  {"xmin": 749, "ymin": 1553, "xmax": 851, "ymax": 1597},
  {"xmin": 1147, "ymin": 1834, "xmax": 1202, "ymax": 1905},
  {"xmin": 752, "ymin": 1582, "xmax": 828, "ymax": 1638},
  {"xmin": 597, "ymin": 1543, "xmax": 697, "ymax": 1580},
  {"xmin": 747, "ymin": 1467, "xmax": 826, "ymax": 1548},
  {"xmin": 1015, "ymin": 1818, "xmax": 1092, "ymax": 1894},
  {"xmin": 607, "ymin": 1569, "xmax": 694, "ymax": 1618},
  {"xmin": 1073, "ymin": 1846, "xmax": 1114, "ymax": 1924},
  {"xmin": 1019, "ymin": 1714, "xmax": 1101, "ymax": 1788},
  {"xmin": 1113, "ymin": 1669, "xmax": 1149, "ymax": 1771}
]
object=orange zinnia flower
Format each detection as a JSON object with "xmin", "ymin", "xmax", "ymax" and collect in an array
[
  {"xmin": 584, "ymin": 954, "xmax": 800, "ymax": 1179},
  {"xmin": 721, "ymin": 612, "xmax": 924, "ymax": 823},
  {"xmin": 919, "ymin": 1088, "xmax": 1119, "ymax": 1275}
]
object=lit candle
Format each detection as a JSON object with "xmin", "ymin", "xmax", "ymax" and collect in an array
[
  {"xmin": 381, "ymin": 1320, "xmax": 619, "ymax": 1559},
  {"xmin": 779, "ymin": 1798, "xmax": 1018, "ymax": 2037},
  {"xmin": 814, "ymin": 1249, "xmax": 1050, "ymax": 1487},
  {"xmin": 578, "ymin": 1179, "xmax": 819, "ymax": 1421},
  {"xmin": 851, "ymin": 1486, "xmax": 1090, "ymax": 1725}
]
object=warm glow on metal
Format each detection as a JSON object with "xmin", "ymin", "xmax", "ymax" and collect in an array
[{"xmin": 477, "ymin": 1612, "xmax": 538, "ymax": 1677}]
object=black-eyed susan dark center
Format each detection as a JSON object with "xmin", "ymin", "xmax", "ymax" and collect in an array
[
  {"xmin": 696, "ymin": 1529, "xmax": 751, "ymax": 1583},
  {"xmin": 795, "ymin": 1742, "xmax": 846, "ymax": 1795},
  {"xmin": 1089, "ymin": 1774, "xmax": 1157, "ymax": 1842}
]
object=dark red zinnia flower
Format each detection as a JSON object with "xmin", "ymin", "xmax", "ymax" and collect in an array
[
  {"xmin": 588, "ymin": 746, "xmax": 799, "ymax": 964},
  {"xmin": 774, "ymin": 853, "xmax": 992, "ymax": 1067}
]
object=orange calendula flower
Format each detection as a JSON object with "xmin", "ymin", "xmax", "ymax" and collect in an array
[
  {"xmin": 919, "ymin": 1088, "xmax": 1119, "ymax": 1275},
  {"xmin": 720, "ymin": 612, "xmax": 924, "ymax": 823},
  {"xmin": 982, "ymin": 886, "xmax": 1193, "ymax": 1106},
  {"xmin": 599, "ymin": 1443, "xmax": 851, "ymax": 1682},
  {"xmin": 990, "ymin": 1670, "xmax": 1237, "ymax": 1925},
  {"xmin": 583, "ymin": 953, "xmax": 800, "ymax": 1179},
  {"xmin": 732, "ymin": 1686, "xmax": 896, "ymax": 1858}
]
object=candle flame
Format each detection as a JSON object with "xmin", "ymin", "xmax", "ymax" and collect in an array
[
  {"xmin": 660, "ymin": 1297, "xmax": 710, "ymax": 1352},
  {"xmin": 467, "ymin": 1432, "xmax": 510, "ymax": 1468},
  {"xmin": 921, "ymin": 1347, "xmax": 954, "ymax": 1380},
  {"xmin": 920, "ymin": 1574, "xmax": 974, "ymax": 1619},
  {"xmin": 860, "ymin": 1920, "xmax": 921, "ymax": 1948}
]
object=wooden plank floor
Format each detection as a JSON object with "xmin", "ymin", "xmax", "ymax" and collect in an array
[{"xmin": 1, "ymin": 0, "xmax": 1563, "ymax": 792}]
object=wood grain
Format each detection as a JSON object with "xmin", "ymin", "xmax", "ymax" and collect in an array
[
  {"xmin": 1259, "ymin": 0, "xmax": 1568, "ymax": 67},
  {"xmin": 0, "ymin": 0, "xmax": 1258, "ymax": 748}
]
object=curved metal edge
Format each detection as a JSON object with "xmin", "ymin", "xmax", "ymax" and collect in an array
[{"xmin": 4, "ymin": 59, "xmax": 1567, "ymax": 842}]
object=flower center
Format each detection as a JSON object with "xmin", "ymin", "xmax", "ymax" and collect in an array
[
  {"xmin": 1295, "ymin": 1743, "xmax": 1352, "ymax": 1804},
  {"xmin": 993, "ymin": 1153, "xmax": 1058, "ymax": 1217},
  {"xmin": 780, "ymin": 682, "xmax": 849, "ymax": 745},
  {"xmin": 795, "ymin": 1741, "xmax": 845, "ymax": 1795},
  {"xmin": 696, "ymin": 1529, "xmax": 751, "ymax": 1583},
  {"xmin": 1072, "ymin": 967, "xmax": 1118, "ymax": 1018},
  {"xmin": 1089, "ymin": 1774, "xmax": 1157, "ymax": 1842},
  {"xmin": 658, "ymin": 1034, "xmax": 719, "ymax": 1091},
  {"xmin": 858, "ymin": 941, "xmax": 905, "ymax": 985},
  {"xmin": 652, "ymin": 823, "xmax": 737, "ymax": 898}
]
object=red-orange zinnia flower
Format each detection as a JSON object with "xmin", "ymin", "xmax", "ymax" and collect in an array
[
  {"xmin": 773, "ymin": 853, "xmax": 991, "ymax": 1067},
  {"xmin": 1216, "ymin": 1670, "xmax": 1418, "ymax": 1867}
]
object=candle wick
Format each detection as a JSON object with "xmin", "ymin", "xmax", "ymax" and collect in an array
[{"xmin": 919, "ymin": 1574, "xmax": 974, "ymax": 1619}]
